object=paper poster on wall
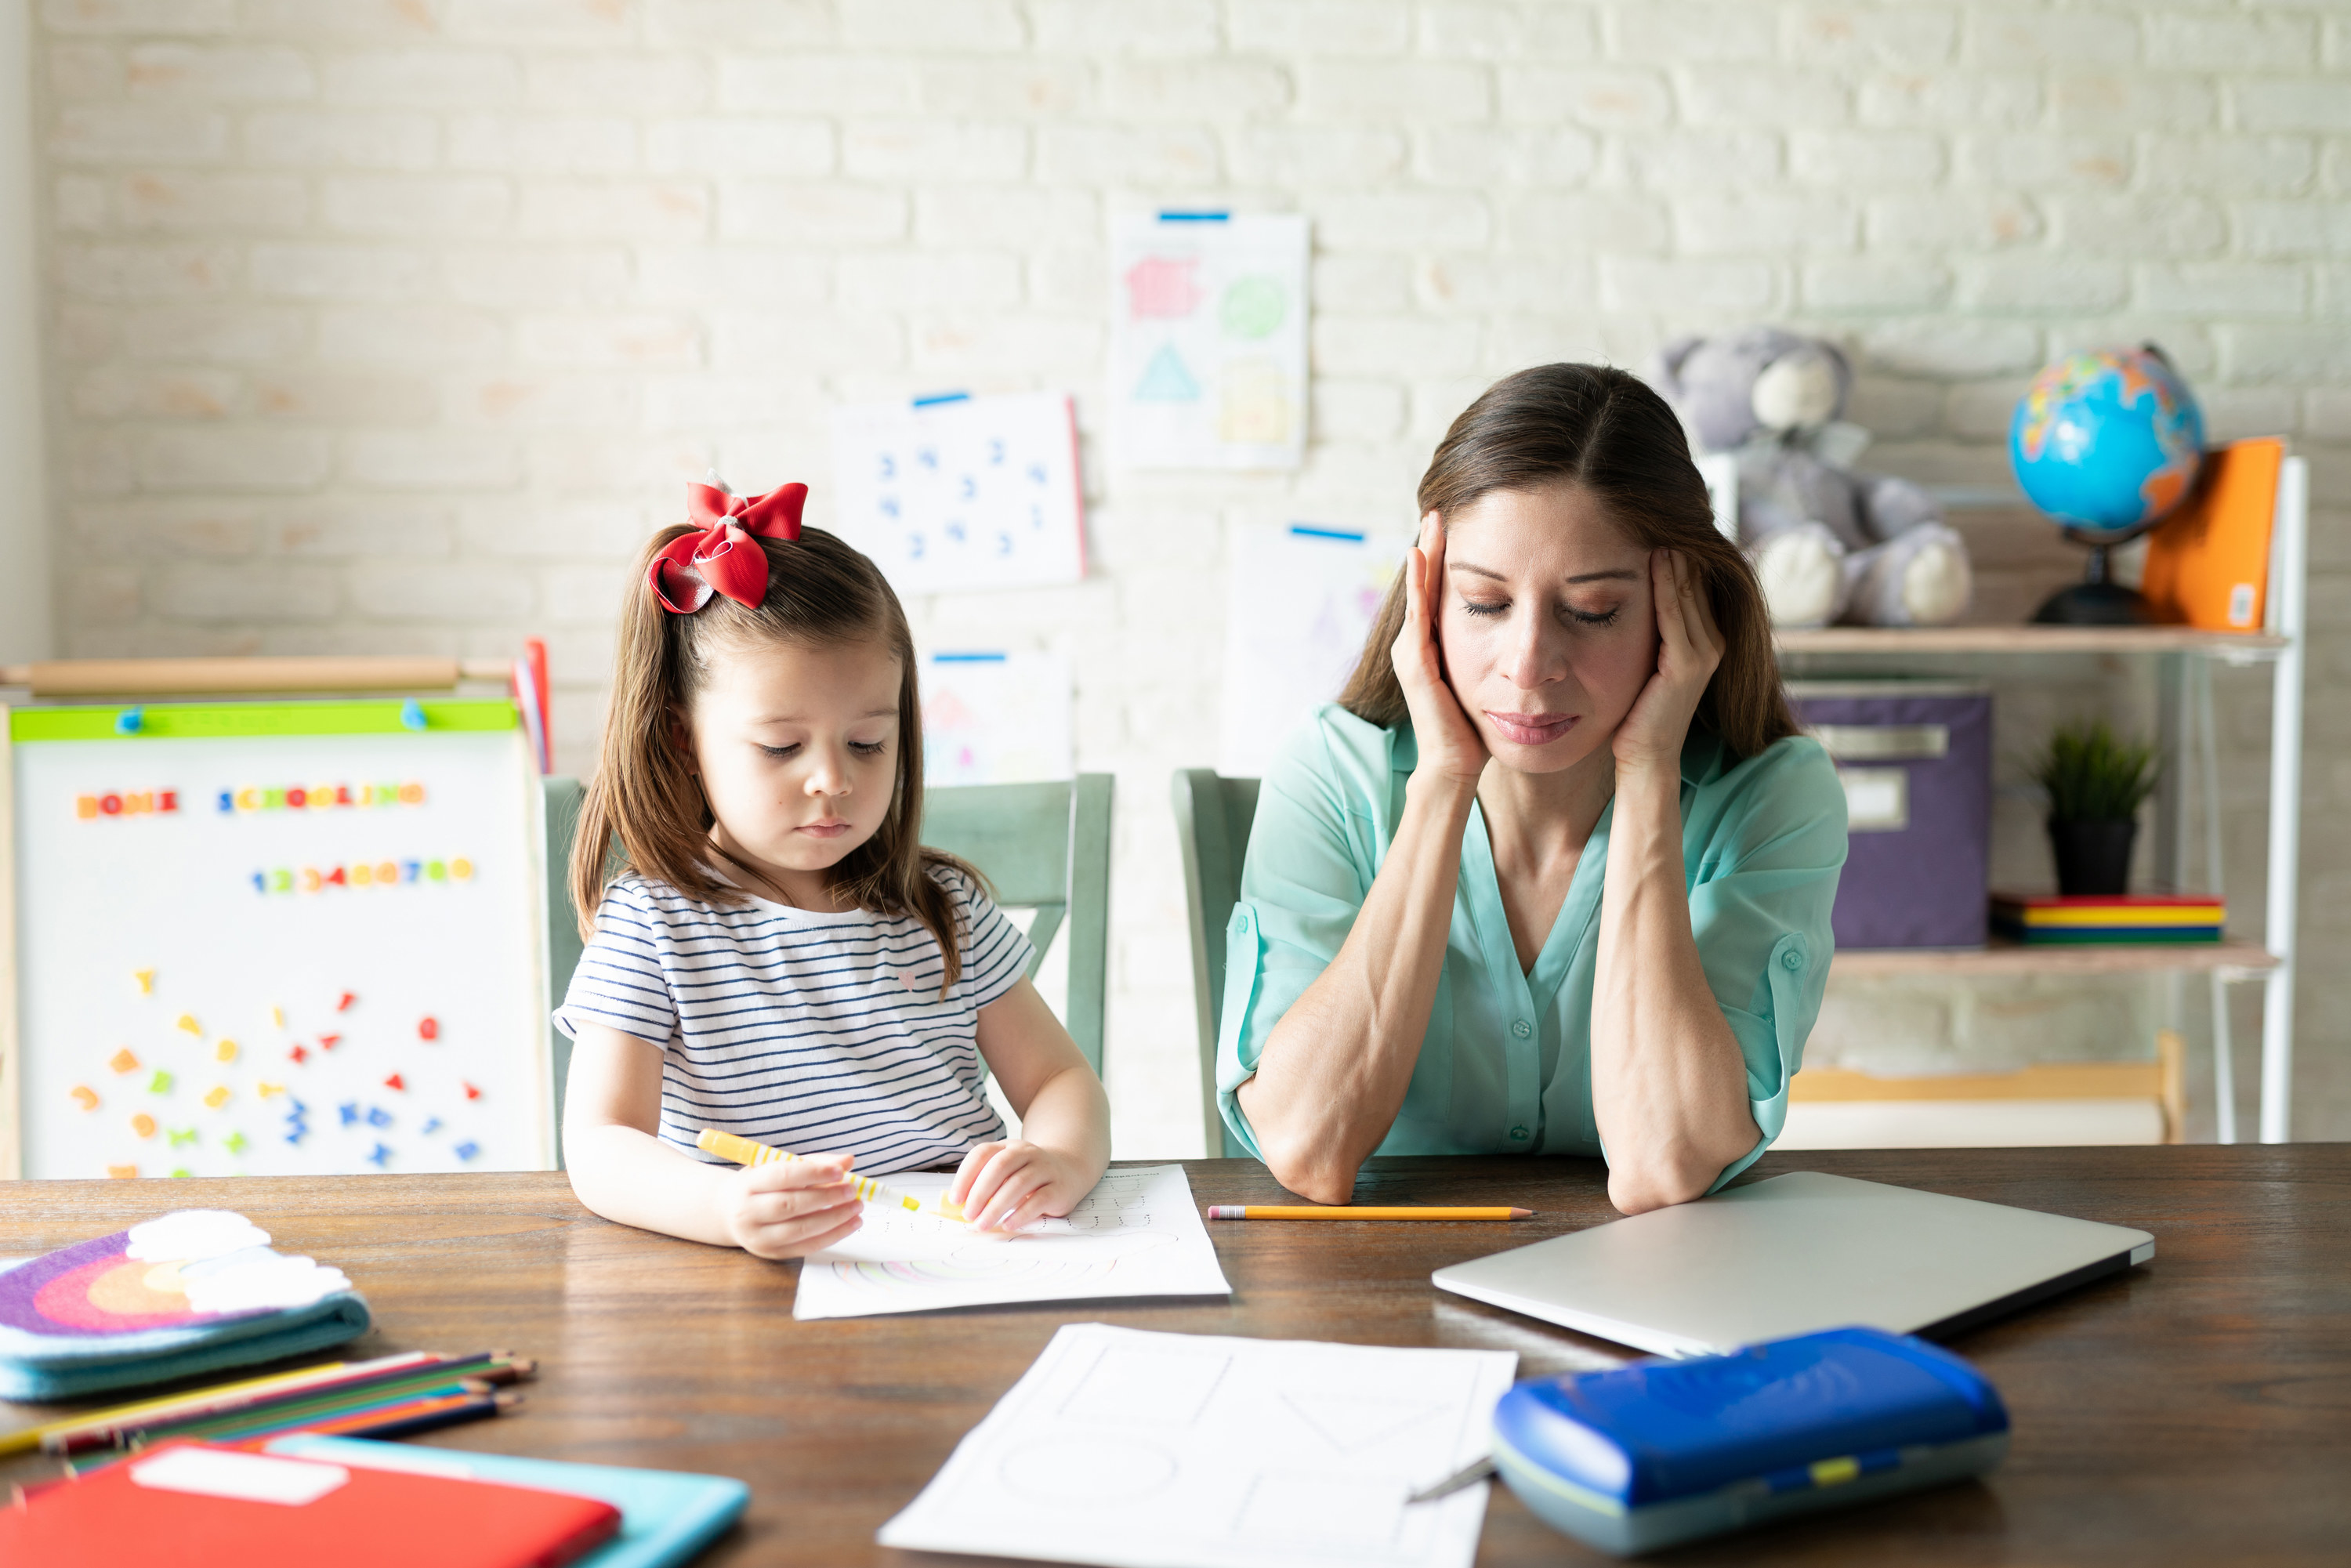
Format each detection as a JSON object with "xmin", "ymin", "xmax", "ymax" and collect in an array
[
  {"xmin": 830, "ymin": 390, "xmax": 1085, "ymax": 597},
  {"xmin": 5, "ymin": 701, "xmax": 550, "ymax": 1180},
  {"xmin": 1110, "ymin": 212, "xmax": 1309, "ymax": 471},
  {"xmin": 922, "ymin": 650, "xmax": 1073, "ymax": 788},
  {"xmin": 1218, "ymin": 524, "xmax": 1399, "ymax": 777}
]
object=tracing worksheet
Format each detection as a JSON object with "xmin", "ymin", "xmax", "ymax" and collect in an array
[
  {"xmin": 879, "ymin": 1323, "xmax": 1516, "ymax": 1568},
  {"xmin": 793, "ymin": 1165, "xmax": 1230, "ymax": 1321}
]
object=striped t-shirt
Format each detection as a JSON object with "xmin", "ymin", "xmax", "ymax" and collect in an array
[{"xmin": 555, "ymin": 864, "xmax": 1032, "ymax": 1175}]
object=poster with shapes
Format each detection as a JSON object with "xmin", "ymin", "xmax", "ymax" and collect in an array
[
  {"xmin": 1110, "ymin": 212, "xmax": 1309, "ymax": 471},
  {"xmin": 922, "ymin": 650, "xmax": 1074, "ymax": 788},
  {"xmin": 830, "ymin": 391, "xmax": 1085, "ymax": 597},
  {"xmin": 1218, "ymin": 523, "xmax": 1400, "ymax": 777}
]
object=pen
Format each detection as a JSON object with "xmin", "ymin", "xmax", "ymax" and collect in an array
[
  {"xmin": 696, "ymin": 1128, "xmax": 966, "ymax": 1221},
  {"xmin": 1206, "ymin": 1206, "xmax": 1536, "ymax": 1221}
]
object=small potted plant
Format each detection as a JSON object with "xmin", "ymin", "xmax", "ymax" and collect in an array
[{"xmin": 2027, "ymin": 719, "xmax": 2160, "ymax": 896}]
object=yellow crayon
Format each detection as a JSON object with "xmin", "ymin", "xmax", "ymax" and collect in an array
[{"xmin": 694, "ymin": 1128, "xmax": 965, "ymax": 1222}]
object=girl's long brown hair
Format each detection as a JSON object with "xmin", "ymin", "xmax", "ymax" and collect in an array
[
  {"xmin": 1337, "ymin": 362, "xmax": 1796, "ymax": 762},
  {"xmin": 571, "ymin": 523, "xmax": 979, "ymax": 992}
]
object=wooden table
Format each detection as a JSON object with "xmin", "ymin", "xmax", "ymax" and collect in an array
[{"xmin": 4, "ymin": 1146, "xmax": 2346, "ymax": 1565}]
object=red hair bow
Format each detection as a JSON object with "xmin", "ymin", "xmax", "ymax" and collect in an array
[{"xmin": 648, "ymin": 480, "xmax": 808, "ymax": 614}]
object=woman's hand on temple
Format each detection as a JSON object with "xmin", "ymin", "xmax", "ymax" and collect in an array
[
  {"xmin": 1613, "ymin": 549, "xmax": 1726, "ymax": 777},
  {"xmin": 1394, "ymin": 512, "xmax": 1490, "ymax": 788}
]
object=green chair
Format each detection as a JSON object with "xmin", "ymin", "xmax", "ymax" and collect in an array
[
  {"xmin": 538, "ymin": 774, "xmax": 1117, "ymax": 1166},
  {"xmin": 920, "ymin": 776, "xmax": 1115, "ymax": 1078},
  {"xmin": 1172, "ymin": 769, "xmax": 1261, "ymax": 1157}
]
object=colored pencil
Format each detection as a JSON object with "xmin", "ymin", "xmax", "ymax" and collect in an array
[
  {"xmin": 291, "ymin": 1389, "xmax": 518, "ymax": 1443},
  {"xmin": 697, "ymin": 1128, "xmax": 967, "ymax": 1220},
  {"xmin": 1, "ymin": 1357, "xmax": 373, "ymax": 1456},
  {"xmin": 1205, "ymin": 1205, "xmax": 1536, "ymax": 1221},
  {"xmin": 120, "ymin": 1360, "xmax": 530, "ymax": 1447},
  {"xmin": 49, "ymin": 1351, "xmax": 529, "ymax": 1454}
]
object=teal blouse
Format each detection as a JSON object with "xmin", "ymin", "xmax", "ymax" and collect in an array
[{"xmin": 1215, "ymin": 704, "xmax": 1847, "ymax": 1193}]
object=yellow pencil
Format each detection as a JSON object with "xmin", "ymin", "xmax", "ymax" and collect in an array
[
  {"xmin": 0, "ymin": 1355, "xmax": 397, "ymax": 1457},
  {"xmin": 1206, "ymin": 1205, "xmax": 1535, "ymax": 1221},
  {"xmin": 696, "ymin": 1128, "xmax": 966, "ymax": 1221}
]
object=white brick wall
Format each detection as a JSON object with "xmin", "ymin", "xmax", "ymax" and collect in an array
[{"xmin": 26, "ymin": 0, "xmax": 2351, "ymax": 1151}]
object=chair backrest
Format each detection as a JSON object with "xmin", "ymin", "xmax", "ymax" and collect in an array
[
  {"xmin": 1171, "ymin": 769, "xmax": 1261, "ymax": 1157},
  {"xmin": 542, "ymin": 776, "xmax": 587, "ymax": 1168},
  {"xmin": 920, "ymin": 775, "xmax": 1114, "ymax": 1077}
]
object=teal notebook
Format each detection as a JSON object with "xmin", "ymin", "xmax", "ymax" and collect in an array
[{"xmin": 264, "ymin": 1434, "xmax": 748, "ymax": 1568}]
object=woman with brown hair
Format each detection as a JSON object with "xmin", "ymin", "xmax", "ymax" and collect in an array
[{"xmin": 1215, "ymin": 364, "xmax": 1845, "ymax": 1214}]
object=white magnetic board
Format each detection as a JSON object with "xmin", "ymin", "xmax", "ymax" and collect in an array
[{"xmin": 4, "ymin": 700, "xmax": 549, "ymax": 1179}]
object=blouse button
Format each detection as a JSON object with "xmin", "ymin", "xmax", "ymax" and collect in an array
[
  {"xmin": 1510, "ymin": 1126, "xmax": 1529, "ymax": 1141},
  {"xmin": 1780, "ymin": 948, "xmax": 1804, "ymax": 972},
  {"xmin": 1510, "ymin": 1019, "xmax": 1533, "ymax": 1039}
]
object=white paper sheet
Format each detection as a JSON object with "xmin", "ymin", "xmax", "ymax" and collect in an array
[
  {"xmin": 879, "ymin": 1323, "xmax": 1516, "ymax": 1568},
  {"xmin": 922, "ymin": 649, "xmax": 1074, "ymax": 788},
  {"xmin": 1217, "ymin": 523, "xmax": 1400, "ymax": 777},
  {"xmin": 792, "ymin": 1164, "xmax": 1232, "ymax": 1321}
]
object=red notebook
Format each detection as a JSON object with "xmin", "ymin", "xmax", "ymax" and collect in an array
[{"xmin": 0, "ymin": 1440, "xmax": 620, "ymax": 1568}]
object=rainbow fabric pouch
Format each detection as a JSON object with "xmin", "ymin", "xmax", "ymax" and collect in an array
[{"xmin": 0, "ymin": 1210, "xmax": 371, "ymax": 1401}]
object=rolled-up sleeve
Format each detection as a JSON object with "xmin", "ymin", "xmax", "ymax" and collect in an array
[
  {"xmin": 1214, "ymin": 712, "xmax": 1389, "ymax": 1159},
  {"xmin": 1684, "ymin": 735, "xmax": 1848, "ymax": 1191}
]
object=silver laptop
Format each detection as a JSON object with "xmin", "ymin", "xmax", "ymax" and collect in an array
[{"xmin": 1431, "ymin": 1171, "xmax": 2154, "ymax": 1358}]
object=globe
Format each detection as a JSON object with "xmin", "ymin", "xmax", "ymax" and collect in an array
[{"xmin": 2010, "ymin": 346, "xmax": 2205, "ymax": 534}]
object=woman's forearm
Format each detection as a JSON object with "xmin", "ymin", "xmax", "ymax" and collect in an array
[
  {"xmin": 1591, "ymin": 765, "xmax": 1761, "ymax": 1214},
  {"xmin": 1237, "ymin": 772, "xmax": 1477, "ymax": 1202}
]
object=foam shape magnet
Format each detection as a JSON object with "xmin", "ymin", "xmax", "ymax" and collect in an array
[
  {"xmin": 288, "ymin": 1044, "xmax": 309, "ymax": 1065},
  {"xmin": 318, "ymin": 1034, "xmax": 342, "ymax": 1051},
  {"xmin": 366, "ymin": 1143, "xmax": 393, "ymax": 1168},
  {"xmin": 270, "ymin": 1005, "xmax": 285, "ymax": 1029},
  {"xmin": 110, "ymin": 1048, "xmax": 139, "ymax": 1074},
  {"xmin": 224, "ymin": 1131, "xmax": 249, "ymax": 1156},
  {"xmin": 176, "ymin": 1013, "xmax": 201, "ymax": 1036},
  {"xmin": 135, "ymin": 969, "xmax": 156, "ymax": 996},
  {"xmin": 71, "ymin": 1085, "xmax": 100, "ymax": 1112},
  {"xmin": 284, "ymin": 1128, "xmax": 306, "ymax": 1146},
  {"xmin": 399, "ymin": 699, "xmax": 427, "ymax": 732},
  {"xmin": 167, "ymin": 1127, "xmax": 197, "ymax": 1148},
  {"xmin": 202, "ymin": 1085, "xmax": 230, "ymax": 1110},
  {"xmin": 421, "ymin": 1117, "xmax": 442, "ymax": 1135},
  {"xmin": 365, "ymin": 1106, "xmax": 393, "ymax": 1129},
  {"xmin": 383, "ymin": 1074, "xmax": 405, "ymax": 1092},
  {"xmin": 215, "ymin": 1039, "xmax": 238, "ymax": 1063},
  {"xmin": 338, "ymin": 1103, "xmax": 360, "ymax": 1128},
  {"xmin": 131, "ymin": 1113, "xmax": 157, "ymax": 1139},
  {"xmin": 171, "ymin": 1168, "xmax": 191, "ymax": 1179},
  {"xmin": 107, "ymin": 1164, "xmax": 138, "ymax": 1179},
  {"xmin": 454, "ymin": 1141, "xmax": 480, "ymax": 1162},
  {"xmin": 287, "ymin": 1097, "xmax": 308, "ymax": 1118},
  {"xmin": 114, "ymin": 706, "xmax": 143, "ymax": 736},
  {"xmin": 336, "ymin": 992, "xmax": 356, "ymax": 1012},
  {"xmin": 147, "ymin": 1070, "xmax": 174, "ymax": 1095},
  {"xmin": 462, "ymin": 1082, "xmax": 482, "ymax": 1102},
  {"xmin": 418, "ymin": 1016, "xmax": 440, "ymax": 1041},
  {"xmin": 259, "ymin": 1081, "xmax": 285, "ymax": 1098}
]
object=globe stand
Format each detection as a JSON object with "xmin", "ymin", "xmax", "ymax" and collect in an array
[{"xmin": 2032, "ymin": 523, "xmax": 2161, "ymax": 625}]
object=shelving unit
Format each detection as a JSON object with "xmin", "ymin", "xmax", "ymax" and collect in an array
[{"xmin": 1780, "ymin": 457, "xmax": 2309, "ymax": 1144}]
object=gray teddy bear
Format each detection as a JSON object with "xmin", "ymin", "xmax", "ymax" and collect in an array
[{"xmin": 1654, "ymin": 328, "xmax": 1972, "ymax": 628}]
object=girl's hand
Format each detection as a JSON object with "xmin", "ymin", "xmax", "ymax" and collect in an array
[
  {"xmin": 1395, "ymin": 512, "xmax": 1490, "ymax": 788},
  {"xmin": 1613, "ymin": 549, "xmax": 1725, "ymax": 777},
  {"xmin": 712, "ymin": 1152, "xmax": 865, "ymax": 1260},
  {"xmin": 949, "ymin": 1140, "xmax": 1096, "ymax": 1233}
]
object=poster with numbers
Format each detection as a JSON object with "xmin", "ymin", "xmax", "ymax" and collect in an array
[
  {"xmin": 829, "ymin": 391, "xmax": 1086, "ymax": 597},
  {"xmin": 1110, "ymin": 212, "xmax": 1309, "ymax": 471}
]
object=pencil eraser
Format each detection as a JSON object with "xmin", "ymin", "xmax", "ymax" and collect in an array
[{"xmin": 1207, "ymin": 1205, "xmax": 1242, "ymax": 1219}]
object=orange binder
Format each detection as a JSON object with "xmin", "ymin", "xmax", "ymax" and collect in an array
[
  {"xmin": 2139, "ymin": 437, "xmax": 2284, "ymax": 632},
  {"xmin": 0, "ymin": 1439, "xmax": 620, "ymax": 1568}
]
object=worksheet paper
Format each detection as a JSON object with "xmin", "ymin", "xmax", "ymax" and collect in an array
[
  {"xmin": 879, "ymin": 1323, "xmax": 1516, "ymax": 1568},
  {"xmin": 1217, "ymin": 523, "xmax": 1400, "ymax": 777},
  {"xmin": 922, "ymin": 649, "xmax": 1074, "ymax": 788},
  {"xmin": 792, "ymin": 1164, "xmax": 1231, "ymax": 1321},
  {"xmin": 828, "ymin": 389, "xmax": 1085, "ymax": 596},
  {"xmin": 1109, "ymin": 213, "xmax": 1309, "ymax": 470}
]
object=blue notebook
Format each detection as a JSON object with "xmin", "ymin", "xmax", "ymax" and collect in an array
[{"xmin": 264, "ymin": 1434, "xmax": 748, "ymax": 1568}]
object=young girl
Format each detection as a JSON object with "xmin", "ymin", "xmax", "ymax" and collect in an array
[{"xmin": 558, "ymin": 477, "xmax": 1110, "ymax": 1259}]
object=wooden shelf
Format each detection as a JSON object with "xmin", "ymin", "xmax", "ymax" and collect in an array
[
  {"xmin": 1831, "ymin": 938, "xmax": 2280, "ymax": 978},
  {"xmin": 1777, "ymin": 625, "xmax": 2286, "ymax": 656}
]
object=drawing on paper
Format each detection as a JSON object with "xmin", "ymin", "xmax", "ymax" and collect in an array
[
  {"xmin": 792, "ymin": 1164, "xmax": 1231, "ymax": 1321},
  {"xmin": 1110, "ymin": 214, "xmax": 1309, "ymax": 471},
  {"xmin": 921, "ymin": 650, "xmax": 1073, "ymax": 788},
  {"xmin": 1219, "ymin": 523, "xmax": 1403, "ymax": 777},
  {"xmin": 828, "ymin": 390, "xmax": 1085, "ymax": 598}
]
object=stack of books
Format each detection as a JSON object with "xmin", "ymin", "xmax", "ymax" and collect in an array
[{"xmin": 1991, "ymin": 892, "xmax": 2224, "ymax": 945}]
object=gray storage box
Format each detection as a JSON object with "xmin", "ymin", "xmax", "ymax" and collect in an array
[{"xmin": 1788, "ymin": 681, "xmax": 1992, "ymax": 950}]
